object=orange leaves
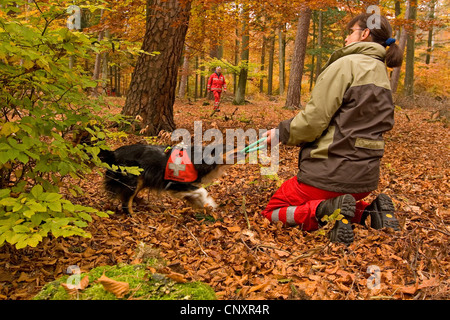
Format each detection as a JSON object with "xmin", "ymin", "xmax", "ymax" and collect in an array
[
  {"xmin": 1, "ymin": 100, "xmax": 449, "ymax": 301},
  {"xmin": 61, "ymin": 276, "xmax": 90, "ymax": 296},
  {"xmin": 97, "ymin": 273, "xmax": 130, "ymax": 298}
]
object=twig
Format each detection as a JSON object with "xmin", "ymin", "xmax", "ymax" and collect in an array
[
  {"xmin": 182, "ymin": 225, "xmax": 209, "ymax": 257},
  {"xmin": 288, "ymin": 244, "xmax": 328, "ymax": 264},
  {"xmin": 419, "ymin": 226, "xmax": 450, "ymax": 237},
  {"xmin": 256, "ymin": 244, "xmax": 292, "ymax": 256}
]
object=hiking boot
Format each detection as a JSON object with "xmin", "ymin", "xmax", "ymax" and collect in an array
[
  {"xmin": 361, "ymin": 194, "xmax": 400, "ymax": 231},
  {"xmin": 316, "ymin": 194, "xmax": 356, "ymax": 246}
]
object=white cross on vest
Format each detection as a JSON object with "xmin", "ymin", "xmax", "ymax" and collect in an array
[{"xmin": 168, "ymin": 155, "xmax": 186, "ymax": 176}]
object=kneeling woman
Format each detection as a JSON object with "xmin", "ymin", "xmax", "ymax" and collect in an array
[{"xmin": 262, "ymin": 13, "xmax": 403, "ymax": 245}]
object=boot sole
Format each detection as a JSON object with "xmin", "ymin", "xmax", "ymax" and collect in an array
[
  {"xmin": 330, "ymin": 194, "xmax": 356, "ymax": 246},
  {"xmin": 372, "ymin": 194, "xmax": 400, "ymax": 231}
]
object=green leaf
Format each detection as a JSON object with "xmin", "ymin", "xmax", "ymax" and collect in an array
[
  {"xmin": 0, "ymin": 122, "xmax": 20, "ymax": 136},
  {"xmin": 31, "ymin": 185, "xmax": 43, "ymax": 199},
  {"xmin": 28, "ymin": 201, "xmax": 47, "ymax": 213},
  {"xmin": 47, "ymin": 201, "xmax": 62, "ymax": 212},
  {"xmin": 0, "ymin": 189, "xmax": 11, "ymax": 198},
  {"xmin": 13, "ymin": 224, "xmax": 30, "ymax": 233}
]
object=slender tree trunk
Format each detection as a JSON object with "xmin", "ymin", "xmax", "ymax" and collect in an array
[
  {"xmin": 391, "ymin": 1, "xmax": 409, "ymax": 93},
  {"xmin": 178, "ymin": 46, "xmax": 189, "ymax": 99},
  {"xmin": 92, "ymin": 9, "xmax": 105, "ymax": 82},
  {"xmin": 234, "ymin": 26, "xmax": 240, "ymax": 94},
  {"xmin": 267, "ymin": 33, "xmax": 275, "ymax": 96},
  {"xmin": 315, "ymin": 10, "xmax": 323, "ymax": 81},
  {"xmin": 194, "ymin": 56, "xmax": 199, "ymax": 100},
  {"xmin": 233, "ymin": 6, "xmax": 249, "ymax": 105},
  {"xmin": 425, "ymin": 0, "xmax": 436, "ymax": 64},
  {"xmin": 278, "ymin": 27, "xmax": 286, "ymax": 95},
  {"xmin": 285, "ymin": 6, "xmax": 312, "ymax": 110},
  {"xmin": 309, "ymin": 11, "xmax": 316, "ymax": 92},
  {"xmin": 101, "ymin": 30, "xmax": 110, "ymax": 91},
  {"xmin": 260, "ymin": 35, "xmax": 266, "ymax": 94},
  {"xmin": 122, "ymin": 0, "xmax": 191, "ymax": 135},
  {"xmin": 404, "ymin": 0, "xmax": 417, "ymax": 97}
]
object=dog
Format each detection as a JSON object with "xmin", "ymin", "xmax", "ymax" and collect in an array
[{"xmin": 98, "ymin": 143, "xmax": 240, "ymax": 215}]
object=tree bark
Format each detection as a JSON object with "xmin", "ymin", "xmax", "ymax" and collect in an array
[
  {"xmin": 178, "ymin": 46, "xmax": 189, "ymax": 99},
  {"xmin": 233, "ymin": 6, "xmax": 249, "ymax": 105},
  {"xmin": 278, "ymin": 27, "xmax": 286, "ymax": 95},
  {"xmin": 267, "ymin": 32, "xmax": 275, "ymax": 96},
  {"xmin": 403, "ymin": 0, "xmax": 417, "ymax": 97},
  {"xmin": 260, "ymin": 35, "xmax": 266, "ymax": 94},
  {"xmin": 122, "ymin": 0, "xmax": 191, "ymax": 135},
  {"xmin": 315, "ymin": 10, "xmax": 323, "ymax": 82},
  {"xmin": 285, "ymin": 6, "xmax": 312, "ymax": 110},
  {"xmin": 425, "ymin": 0, "xmax": 436, "ymax": 64},
  {"xmin": 390, "ymin": 1, "xmax": 409, "ymax": 93}
]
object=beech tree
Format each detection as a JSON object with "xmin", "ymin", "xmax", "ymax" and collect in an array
[
  {"xmin": 285, "ymin": 5, "xmax": 312, "ymax": 109},
  {"xmin": 404, "ymin": 0, "xmax": 417, "ymax": 97},
  {"xmin": 122, "ymin": 0, "xmax": 192, "ymax": 135}
]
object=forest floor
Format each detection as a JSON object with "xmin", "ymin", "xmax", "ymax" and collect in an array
[{"xmin": 0, "ymin": 95, "xmax": 449, "ymax": 300}]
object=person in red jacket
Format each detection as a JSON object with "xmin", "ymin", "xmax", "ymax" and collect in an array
[{"xmin": 207, "ymin": 66, "xmax": 227, "ymax": 112}]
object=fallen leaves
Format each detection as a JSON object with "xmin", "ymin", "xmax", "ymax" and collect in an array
[
  {"xmin": 97, "ymin": 273, "xmax": 130, "ymax": 298},
  {"xmin": 0, "ymin": 100, "xmax": 448, "ymax": 300}
]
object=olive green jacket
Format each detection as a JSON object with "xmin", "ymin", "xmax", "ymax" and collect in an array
[{"xmin": 278, "ymin": 42, "xmax": 394, "ymax": 193}]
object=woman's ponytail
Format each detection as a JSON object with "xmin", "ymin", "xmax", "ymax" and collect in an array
[{"xmin": 385, "ymin": 42, "xmax": 403, "ymax": 68}]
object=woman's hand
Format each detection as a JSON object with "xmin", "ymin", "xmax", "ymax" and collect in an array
[{"xmin": 262, "ymin": 128, "xmax": 279, "ymax": 148}]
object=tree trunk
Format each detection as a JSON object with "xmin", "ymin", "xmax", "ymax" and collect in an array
[
  {"xmin": 234, "ymin": 25, "xmax": 240, "ymax": 94},
  {"xmin": 122, "ymin": 0, "xmax": 191, "ymax": 135},
  {"xmin": 92, "ymin": 9, "xmax": 105, "ymax": 83},
  {"xmin": 267, "ymin": 33, "xmax": 275, "ymax": 96},
  {"xmin": 194, "ymin": 56, "xmax": 199, "ymax": 100},
  {"xmin": 403, "ymin": 0, "xmax": 417, "ymax": 97},
  {"xmin": 285, "ymin": 6, "xmax": 312, "ymax": 110},
  {"xmin": 315, "ymin": 10, "xmax": 323, "ymax": 82},
  {"xmin": 101, "ymin": 30, "xmax": 110, "ymax": 90},
  {"xmin": 278, "ymin": 27, "xmax": 286, "ymax": 95},
  {"xmin": 233, "ymin": 7, "xmax": 249, "ymax": 105},
  {"xmin": 390, "ymin": 1, "xmax": 409, "ymax": 93},
  {"xmin": 309, "ymin": 11, "xmax": 316, "ymax": 92},
  {"xmin": 425, "ymin": 0, "xmax": 436, "ymax": 64},
  {"xmin": 178, "ymin": 46, "xmax": 189, "ymax": 99},
  {"xmin": 260, "ymin": 35, "xmax": 266, "ymax": 94}
]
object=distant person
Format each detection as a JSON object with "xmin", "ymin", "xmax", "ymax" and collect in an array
[
  {"xmin": 262, "ymin": 13, "xmax": 403, "ymax": 246},
  {"xmin": 207, "ymin": 66, "xmax": 227, "ymax": 112}
]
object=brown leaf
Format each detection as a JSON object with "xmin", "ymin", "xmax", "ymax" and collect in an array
[
  {"xmin": 226, "ymin": 225, "xmax": 241, "ymax": 233},
  {"xmin": 60, "ymin": 275, "xmax": 89, "ymax": 295},
  {"xmin": 60, "ymin": 282, "xmax": 78, "ymax": 296},
  {"xmin": 97, "ymin": 273, "xmax": 129, "ymax": 298},
  {"xmin": 165, "ymin": 272, "xmax": 187, "ymax": 283},
  {"xmin": 397, "ymin": 282, "xmax": 419, "ymax": 295},
  {"xmin": 248, "ymin": 281, "xmax": 271, "ymax": 294}
]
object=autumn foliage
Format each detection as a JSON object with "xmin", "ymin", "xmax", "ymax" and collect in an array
[
  {"xmin": 1, "ymin": 98, "xmax": 448, "ymax": 300},
  {"xmin": 0, "ymin": 0, "xmax": 448, "ymax": 302}
]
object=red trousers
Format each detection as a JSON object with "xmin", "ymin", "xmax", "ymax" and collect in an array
[
  {"xmin": 261, "ymin": 177, "xmax": 371, "ymax": 231},
  {"xmin": 213, "ymin": 91, "xmax": 222, "ymax": 109}
]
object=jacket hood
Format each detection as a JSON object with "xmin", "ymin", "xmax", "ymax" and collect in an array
[{"xmin": 323, "ymin": 42, "xmax": 386, "ymax": 69}]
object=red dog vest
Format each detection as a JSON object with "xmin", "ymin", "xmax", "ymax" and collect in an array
[{"xmin": 164, "ymin": 148, "xmax": 198, "ymax": 183}]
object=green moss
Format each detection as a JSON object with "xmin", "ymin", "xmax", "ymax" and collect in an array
[{"xmin": 34, "ymin": 262, "xmax": 216, "ymax": 300}]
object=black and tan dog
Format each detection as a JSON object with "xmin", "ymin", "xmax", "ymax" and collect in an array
[{"xmin": 98, "ymin": 144, "xmax": 239, "ymax": 215}]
